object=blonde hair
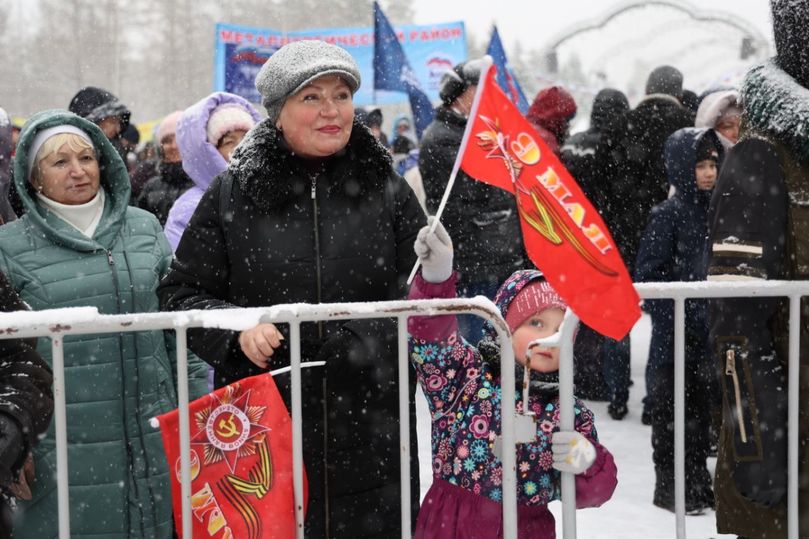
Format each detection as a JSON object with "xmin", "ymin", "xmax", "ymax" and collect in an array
[{"xmin": 33, "ymin": 133, "xmax": 95, "ymax": 181}]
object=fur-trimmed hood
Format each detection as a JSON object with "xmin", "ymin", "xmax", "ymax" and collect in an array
[
  {"xmin": 176, "ymin": 92, "xmax": 261, "ymax": 192},
  {"xmin": 228, "ymin": 118, "xmax": 394, "ymax": 213},
  {"xmin": 742, "ymin": 59, "xmax": 809, "ymax": 162}
]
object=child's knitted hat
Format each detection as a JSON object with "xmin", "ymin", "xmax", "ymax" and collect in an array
[
  {"xmin": 695, "ymin": 134, "xmax": 720, "ymax": 164},
  {"xmin": 505, "ymin": 279, "xmax": 567, "ymax": 333}
]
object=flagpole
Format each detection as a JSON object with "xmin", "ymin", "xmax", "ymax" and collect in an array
[{"xmin": 406, "ymin": 55, "xmax": 494, "ymax": 285}]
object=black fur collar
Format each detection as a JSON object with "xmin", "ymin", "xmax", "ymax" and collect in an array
[
  {"xmin": 742, "ymin": 59, "xmax": 809, "ymax": 163},
  {"xmin": 228, "ymin": 118, "xmax": 394, "ymax": 213}
]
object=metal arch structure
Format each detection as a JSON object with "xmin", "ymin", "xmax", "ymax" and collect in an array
[{"xmin": 543, "ymin": 0, "xmax": 770, "ymax": 73}]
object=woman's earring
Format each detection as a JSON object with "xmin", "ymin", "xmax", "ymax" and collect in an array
[{"xmin": 276, "ymin": 123, "xmax": 282, "ymax": 132}]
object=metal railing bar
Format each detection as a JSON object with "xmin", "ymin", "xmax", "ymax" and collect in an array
[
  {"xmin": 674, "ymin": 298, "xmax": 685, "ymax": 537},
  {"xmin": 289, "ymin": 321, "xmax": 305, "ymax": 539},
  {"xmin": 496, "ymin": 316, "xmax": 518, "ymax": 538},
  {"xmin": 560, "ymin": 311, "xmax": 580, "ymax": 539},
  {"xmin": 788, "ymin": 295, "xmax": 801, "ymax": 539},
  {"xmin": 0, "ymin": 298, "xmax": 505, "ymax": 339},
  {"xmin": 397, "ymin": 316, "xmax": 412, "ymax": 538},
  {"xmin": 634, "ymin": 281, "xmax": 809, "ymax": 298},
  {"xmin": 51, "ymin": 335, "xmax": 70, "ymax": 539},
  {"xmin": 175, "ymin": 327, "xmax": 192, "ymax": 539}
]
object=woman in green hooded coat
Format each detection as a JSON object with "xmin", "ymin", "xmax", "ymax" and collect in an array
[{"xmin": 0, "ymin": 109, "xmax": 208, "ymax": 538}]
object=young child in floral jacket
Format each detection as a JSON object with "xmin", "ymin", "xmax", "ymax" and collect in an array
[{"xmin": 409, "ymin": 219, "xmax": 617, "ymax": 538}]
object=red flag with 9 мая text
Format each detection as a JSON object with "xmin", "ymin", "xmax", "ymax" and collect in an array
[
  {"xmin": 156, "ymin": 373, "xmax": 307, "ymax": 539},
  {"xmin": 460, "ymin": 67, "xmax": 641, "ymax": 340}
]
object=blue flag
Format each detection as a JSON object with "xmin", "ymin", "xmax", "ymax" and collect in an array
[
  {"xmin": 373, "ymin": 1, "xmax": 435, "ymax": 139},
  {"xmin": 486, "ymin": 26, "xmax": 529, "ymax": 114}
]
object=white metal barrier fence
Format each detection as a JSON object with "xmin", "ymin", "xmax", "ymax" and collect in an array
[
  {"xmin": 0, "ymin": 298, "xmax": 523, "ymax": 539},
  {"xmin": 0, "ymin": 280, "xmax": 805, "ymax": 539},
  {"xmin": 634, "ymin": 280, "xmax": 809, "ymax": 539}
]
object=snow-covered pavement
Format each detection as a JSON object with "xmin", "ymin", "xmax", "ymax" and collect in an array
[{"xmin": 416, "ymin": 314, "xmax": 734, "ymax": 538}]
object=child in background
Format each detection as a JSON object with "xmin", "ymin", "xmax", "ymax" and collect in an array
[
  {"xmin": 409, "ymin": 219, "xmax": 617, "ymax": 538},
  {"xmin": 634, "ymin": 128, "xmax": 722, "ymax": 513}
]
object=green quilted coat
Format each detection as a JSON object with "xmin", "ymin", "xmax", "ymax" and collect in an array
[{"xmin": 0, "ymin": 110, "xmax": 207, "ymax": 538}]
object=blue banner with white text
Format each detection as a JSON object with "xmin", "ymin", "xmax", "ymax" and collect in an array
[{"xmin": 214, "ymin": 21, "xmax": 467, "ymax": 107}]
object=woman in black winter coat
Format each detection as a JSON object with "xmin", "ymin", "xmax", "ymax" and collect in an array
[
  {"xmin": 158, "ymin": 40, "xmax": 425, "ymax": 537},
  {"xmin": 0, "ymin": 271, "xmax": 54, "ymax": 539}
]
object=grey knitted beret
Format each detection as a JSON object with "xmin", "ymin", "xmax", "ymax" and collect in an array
[{"xmin": 255, "ymin": 40, "xmax": 361, "ymax": 123}]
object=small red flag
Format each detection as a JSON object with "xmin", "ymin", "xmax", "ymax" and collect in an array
[
  {"xmin": 156, "ymin": 374, "xmax": 306, "ymax": 539},
  {"xmin": 459, "ymin": 65, "xmax": 641, "ymax": 340}
]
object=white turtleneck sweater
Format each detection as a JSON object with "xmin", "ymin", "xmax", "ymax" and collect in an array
[{"xmin": 37, "ymin": 189, "xmax": 106, "ymax": 238}]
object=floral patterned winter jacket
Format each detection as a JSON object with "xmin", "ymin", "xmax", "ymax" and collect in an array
[{"xmin": 408, "ymin": 271, "xmax": 618, "ymax": 508}]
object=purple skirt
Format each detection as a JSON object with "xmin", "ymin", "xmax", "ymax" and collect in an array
[{"xmin": 415, "ymin": 479, "xmax": 555, "ymax": 539}]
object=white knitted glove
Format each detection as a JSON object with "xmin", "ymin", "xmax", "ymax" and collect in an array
[
  {"xmin": 552, "ymin": 431, "xmax": 596, "ymax": 474},
  {"xmin": 414, "ymin": 217, "xmax": 453, "ymax": 283}
]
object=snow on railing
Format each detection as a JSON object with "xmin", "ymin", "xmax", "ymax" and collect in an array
[{"xmin": 0, "ymin": 280, "xmax": 806, "ymax": 539}]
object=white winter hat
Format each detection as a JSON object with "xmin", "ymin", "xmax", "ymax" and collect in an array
[
  {"xmin": 695, "ymin": 89, "xmax": 741, "ymax": 129},
  {"xmin": 206, "ymin": 104, "xmax": 256, "ymax": 146},
  {"xmin": 27, "ymin": 125, "xmax": 93, "ymax": 182},
  {"xmin": 254, "ymin": 40, "xmax": 361, "ymax": 123},
  {"xmin": 156, "ymin": 110, "xmax": 183, "ymax": 143}
]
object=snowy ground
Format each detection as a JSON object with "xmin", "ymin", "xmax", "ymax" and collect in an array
[{"xmin": 415, "ymin": 314, "xmax": 734, "ymax": 539}]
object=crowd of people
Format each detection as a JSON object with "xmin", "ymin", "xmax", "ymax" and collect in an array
[{"xmin": 0, "ymin": 0, "xmax": 806, "ymax": 537}]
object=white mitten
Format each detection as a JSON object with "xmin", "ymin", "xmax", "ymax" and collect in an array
[
  {"xmin": 414, "ymin": 217, "xmax": 453, "ymax": 283},
  {"xmin": 552, "ymin": 431, "xmax": 596, "ymax": 474}
]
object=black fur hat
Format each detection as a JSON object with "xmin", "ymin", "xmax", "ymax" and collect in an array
[
  {"xmin": 771, "ymin": 0, "xmax": 809, "ymax": 88},
  {"xmin": 68, "ymin": 86, "xmax": 131, "ymax": 130},
  {"xmin": 439, "ymin": 59, "xmax": 485, "ymax": 105}
]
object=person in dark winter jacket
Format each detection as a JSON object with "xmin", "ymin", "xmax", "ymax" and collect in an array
[
  {"xmin": 0, "ymin": 271, "xmax": 53, "ymax": 539},
  {"xmin": 0, "ymin": 110, "xmax": 209, "ymax": 538},
  {"xmin": 409, "ymin": 222, "xmax": 617, "ymax": 538},
  {"xmin": 608, "ymin": 65, "xmax": 695, "ymax": 267},
  {"xmin": 560, "ymin": 88, "xmax": 630, "ymax": 400},
  {"xmin": 158, "ymin": 40, "xmax": 426, "ymax": 537},
  {"xmin": 390, "ymin": 114, "xmax": 416, "ymax": 153},
  {"xmin": 601, "ymin": 65, "xmax": 695, "ymax": 420},
  {"xmin": 680, "ymin": 89, "xmax": 699, "ymax": 116},
  {"xmin": 365, "ymin": 107, "xmax": 388, "ymax": 147},
  {"xmin": 163, "ymin": 92, "xmax": 260, "ymax": 251},
  {"xmin": 136, "ymin": 111, "xmax": 194, "ymax": 226},
  {"xmin": 0, "ymin": 108, "xmax": 15, "ymax": 224},
  {"xmin": 635, "ymin": 128, "xmax": 722, "ymax": 514},
  {"xmin": 526, "ymin": 86, "xmax": 577, "ymax": 157},
  {"xmin": 120, "ymin": 123, "xmax": 140, "ymax": 173},
  {"xmin": 68, "ymin": 86, "xmax": 132, "ymax": 165},
  {"xmin": 707, "ymin": 1, "xmax": 809, "ymax": 535},
  {"xmin": 561, "ymin": 88, "xmax": 629, "ymax": 215},
  {"xmin": 419, "ymin": 58, "xmax": 527, "ymax": 342}
]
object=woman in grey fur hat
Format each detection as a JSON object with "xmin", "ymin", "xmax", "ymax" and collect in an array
[{"xmin": 159, "ymin": 39, "xmax": 426, "ymax": 537}]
